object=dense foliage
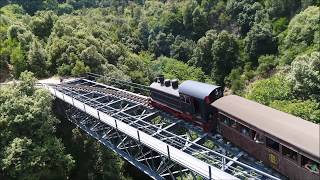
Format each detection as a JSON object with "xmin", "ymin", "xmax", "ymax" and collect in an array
[
  {"xmin": 0, "ymin": 72, "xmax": 131, "ymax": 180},
  {"xmin": 0, "ymin": 72, "xmax": 74, "ymax": 179},
  {"xmin": 0, "ymin": 0, "xmax": 319, "ymax": 178}
]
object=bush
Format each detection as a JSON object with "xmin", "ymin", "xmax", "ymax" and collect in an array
[
  {"xmin": 256, "ymin": 55, "xmax": 277, "ymax": 77},
  {"xmin": 270, "ymin": 100, "xmax": 320, "ymax": 123},
  {"xmin": 246, "ymin": 75, "xmax": 292, "ymax": 105}
]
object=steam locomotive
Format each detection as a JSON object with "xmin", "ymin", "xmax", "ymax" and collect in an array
[
  {"xmin": 149, "ymin": 75, "xmax": 223, "ymax": 131},
  {"xmin": 149, "ymin": 75, "xmax": 320, "ymax": 180}
]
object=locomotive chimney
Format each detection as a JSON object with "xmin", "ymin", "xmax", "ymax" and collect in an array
[
  {"xmin": 171, "ymin": 79, "xmax": 178, "ymax": 89},
  {"xmin": 164, "ymin": 79, "xmax": 171, "ymax": 87},
  {"xmin": 158, "ymin": 75, "xmax": 164, "ymax": 84}
]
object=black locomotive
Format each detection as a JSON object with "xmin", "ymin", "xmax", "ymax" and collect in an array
[{"xmin": 149, "ymin": 75, "xmax": 223, "ymax": 131}]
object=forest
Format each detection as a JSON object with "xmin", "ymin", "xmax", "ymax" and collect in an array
[{"xmin": 0, "ymin": 0, "xmax": 319, "ymax": 179}]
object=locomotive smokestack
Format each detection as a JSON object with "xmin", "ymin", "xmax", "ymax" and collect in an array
[
  {"xmin": 171, "ymin": 79, "xmax": 178, "ymax": 89},
  {"xmin": 164, "ymin": 79, "xmax": 171, "ymax": 87},
  {"xmin": 158, "ymin": 75, "xmax": 164, "ymax": 84}
]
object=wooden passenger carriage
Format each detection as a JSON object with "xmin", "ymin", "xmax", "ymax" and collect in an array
[{"xmin": 212, "ymin": 95, "xmax": 320, "ymax": 180}]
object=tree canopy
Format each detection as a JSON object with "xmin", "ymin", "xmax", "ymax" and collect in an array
[{"xmin": 0, "ymin": 71, "xmax": 74, "ymax": 179}]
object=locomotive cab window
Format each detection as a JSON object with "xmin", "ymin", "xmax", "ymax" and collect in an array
[
  {"xmin": 180, "ymin": 95, "xmax": 191, "ymax": 104},
  {"xmin": 302, "ymin": 156, "xmax": 319, "ymax": 174},
  {"xmin": 185, "ymin": 97, "xmax": 191, "ymax": 104},
  {"xmin": 266, "ymin": 137, "xmax": 279, "ymax": 152},
  {"xmin": 282, "ymin": 146, "xmax": 298, "ymax": 161}
]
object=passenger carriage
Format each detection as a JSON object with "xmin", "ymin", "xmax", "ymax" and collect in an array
[{"xmin": 211, "ymin": 95, "xmax": 320, "ymax": 180}]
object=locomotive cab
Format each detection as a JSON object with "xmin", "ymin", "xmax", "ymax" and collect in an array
[{"xmin": 178, "ymin": 80, "xmax": 223, "ymax": 122}]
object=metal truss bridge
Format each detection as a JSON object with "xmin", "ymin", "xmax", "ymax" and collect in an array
[{"xmin": 41, "ymin": 75, "xmax": 282, "ymax": 180}]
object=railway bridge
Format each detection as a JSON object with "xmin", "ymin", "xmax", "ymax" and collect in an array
[{"xmin": 41, "ymin": 74, "xmax": 282, "ymax": 180}]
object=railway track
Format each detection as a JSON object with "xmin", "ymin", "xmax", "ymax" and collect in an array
[{"xmin": 60, "ymin": 83, "xmax": 151, "ymax": 108}]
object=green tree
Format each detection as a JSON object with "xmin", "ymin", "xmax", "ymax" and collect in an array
[
  {"xmin": 270, "ymin": 100, "xmax": 320, "ymax": 123},
  {"xmin": 57, "ymin": 3, "xmax": 74, "ymax": 15},
  {"xmin": 121, "ymin": 53, "xmax": 149, "ymax": 85},
  {"xmin": 246, "ymin": 75, "xmax": 292, "ymax": 105},
  {"xmin": 0, "ymin": 71, "xmax": 75, "ymax": 179},
  {"xmin": 11, "ymin": 44, "xmax": 27, "ymax": 78},
  {"xmin": 256, "ymin": 55, "xmax": 277, "ymax": 78},
  {"xmin": 64, "ymin": 128, "xmax": 130, "ymax": 180},
  {"xmin": 170, "ymin": 36, "xmax": 195, "ymax": 62},
  {"xmin": 0, "ymin": 4, "xmax": 25, "ymax": 20},
  {"xmin": 226, "ymin": 0, "xmax": 263, "ymax": 35},
  {"xmin": 27, "ymin": 40, "xmax": 48, "ymax": 77},
  {"xmin": 288, "ymin": 52, "xmax": 320, "ymax": 101},
  {"xmin": 7, "ymin": 24, "xmax": 34, "ymax": 52},
  {"xmin": 11, "ymin": 0, "xmax": 46, "ymax": 15},
  {"xmin": 190, "ymin": 29, "xmax": 218, "ymax": 74},
  {"xmin": 0, "ymin": 39, "xmax": 26, "ymax": 78},
  {"xmin": 80, "ymin": 45, "xmax": 106, "ymax": 73},
  {"xmin": 148, "ymin": 32, "xmax": 174, "ymax": 57},
  {"xmin": 101, "ymin": 63, "xmax": 131, "ymax": 82},
  {"xmin": 279, "ymin": 6, "xmax": 320, "ymax": 64},
  {"xmin": 136, "ymin": 20, "xmax": 149, "ymax": 50},
  {"xmin": 182, "ymin": 0, "xmax": 197, "ymax": 32},
  {"xmin": 225, "ymin": 68, "xmax": 245, "ymax": 94},
  {"xmin": 150, "ymin": 56, "xmax": 209, "ymax": 82},
  {"xmin": 29, "ymin": 11, "xmax": 57, "ymax": 39},
  {"xmin": 264, "ymin": 0, "xmax": 300, "ymax": 18},
  {"xmin": 272, "ymin": 17, "xmax": 288, "ymax": 34},
  {"xmin": 244, "ymin": 23, "xmax": 277, "ymax": 65},
  {"xmin": 160, "ymin": 10, "xmax": 184, "ymax": 35},
  {"xmin": 71, "ymin": 60, "xmax": 90, "ymax": 76},
  {"xmin": 191, "ymin": 7, "xmax": 208, "ymax": 39},
  {"xmin": 211, "ymin": 31, "xmax": 239, "ymax": 85}
]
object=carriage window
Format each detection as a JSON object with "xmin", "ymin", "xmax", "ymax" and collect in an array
[
  {"xmin": 230, "ymin": 119, "xmax": 237, "ymax": 128},
  {"xmin": 253, "ymin": 131, "xmax": 264, "ymax": 144},
  {"xmin": 220, "ymin": 114, "xmax": 237, "ymax": 128},
  {"xmin": 282, "ymin": 146, "xmax": 298, "ymax": 161},
  {"xmin": 302, "ymin": 156, "xmax": 319, "ymax": 174},
  {"xmin": 220, "ymin": 114, "xmax": 230, "ymax": 126},
  {"xmin": 266, "ymin": 137, "xmax": 279, "ymax": 152},
  {"xmin": 239, "ymin": 124, "xmax": 251, "ymax": 137}
]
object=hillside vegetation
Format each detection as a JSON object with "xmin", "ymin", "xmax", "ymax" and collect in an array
[{"xmin": 0, "ymin": 0, "xmax": 319, "ymax": 179}]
